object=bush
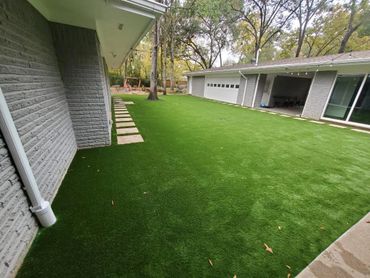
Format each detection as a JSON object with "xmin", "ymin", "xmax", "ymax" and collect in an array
[{"xmin": 109, "ymin": 72, "xmax": 123, "ymax": 86}]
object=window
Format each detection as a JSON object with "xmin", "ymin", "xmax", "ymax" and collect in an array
[
  {"xmin": 221, "ymin": 84, "xmax": 225, "ymax": 88},
  {"xmin": 226, "ymin": 84, "xmax": 230, "ymax": 88},
  {"xmin": 217, "ymin": 84, "xmax": 221, "ymax": 87},
  {"xmin": 214, "ymin": 84, "xmax": 217, "ymax": 87},
  {"xmin": 231, "ymin": 84, "xmax": 235, "ymax": 88},
  {"xmin": 324, "ymin": 75, "xmax": 364, "ymax": 120},
  {"xmin": 349, "ymin": 75, "xmax": 370, "ymax": 125},
  {"xmin": 235, "ymin": 84, "xmax": 240, "ymax": 89}
]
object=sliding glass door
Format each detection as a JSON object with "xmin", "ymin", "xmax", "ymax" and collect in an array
[
  {"xmin": 323, "ymin": 74, "xmax": 370, "ymax": 127},
  {"xmin": 323, "ymin": 75, "xmax": 364, "ymax": 120},
  {"xmin": 349, "ymin": 76, "xmax": 370, "ymax": 125}
]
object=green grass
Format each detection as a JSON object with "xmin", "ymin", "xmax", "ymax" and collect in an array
[{"xmin": 18, "ymin": 95, "xmax": 370, "ymax": 277}]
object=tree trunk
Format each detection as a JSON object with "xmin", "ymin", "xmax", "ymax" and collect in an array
[
  {"xmin": 295, "ymin": 27, "xmax": 305, "ymax": 57},
  {"xmin": 339, "ymin": 0, "xmax": 358, "ymax": 53},
  {"xmin": 338, "ymin": 28, "xmax": 354, "ymax": 53},
  {"xmin": 124, "ymin": 60, "xmax": 128, "ymax": 87},
  {"xmin": 148, "ymin": 21, "xmax": 159, "ymax": 100},
  {"xmin": 170, "ymin": 34, "xmax": 175, "ymax": 92},
  {"xmin": 162, "ymin": 40, "xmax": 167, "ymax": 95}
]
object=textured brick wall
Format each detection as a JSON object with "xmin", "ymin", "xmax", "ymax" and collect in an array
[
  {"xmin": 243, "ymin": 74, "xmax": 258, "ymax": 107},
  {"xmin": 191, "ymin": 76, "xmax": 205, "ymax": 97},
  {"xmin": 0, "ymin": 0, "xmax": 77, "ymax": 276},
  {"xmin": 253, "ymin": 74, "xmax": 267, "ymax": 108},
  {"xmin": 51, "ymin": 23, "xmax": 111, "ymax": 149},
  {"xmin": 236, "ymin": 76, "xmax": 245, "ymax": 104},
  {"xmin": 302, "ymin": 71, "xmax": 337, "ymax": 120}
]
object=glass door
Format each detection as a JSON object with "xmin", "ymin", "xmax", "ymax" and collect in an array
[
  {"xmin": 323, "ymin": 75, "xmax": 364, "ymax": 120},
  {"xmin": 349, "ymin": 75, "xmax": 370, "ymax": 125}
]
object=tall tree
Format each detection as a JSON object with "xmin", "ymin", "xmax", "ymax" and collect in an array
[
  {"xmin": 294, "ymin": 0, "xmax": 329, "ymax": 57},
  {"xmin": 148, "ymin": 20, "xmax": 160, "ymax": 100},
  {"xmin": 177, "ymin": 0, "xmax": 236, "ymax": 69},
  {"xmin": 232, "ymin": 0, "xmax": 298, "ymax": 60},
  {"xmin": 338, "ymin": 0, "xmax": 370, "ymax": 53}
]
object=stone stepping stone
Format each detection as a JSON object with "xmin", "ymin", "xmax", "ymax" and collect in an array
[
  {"xmin": 116, "ymin": 118, "xmax": 133, "ymax": 122},
  {"xmin": 352, "ymin": 128, "xmax": 370, "ymax": 134},
  {"xmin": 116, "ymin": 122, "xmax": 135, "ymax": 128},
  {"xmin": 310, "ymin": 120, "xmax": 324, "ymax": 124},
  {"xmin": 329, "ymin": 124, "xmax": 346, "ymax": 129},
  {"xmin": 117, "ymin": 127, "xmax": 139, "ymax": 135},
  {"xmin": 124, "ymin": 101, "xmax": 135, "ymax": 105},
  {"xmin": 117, "ymin": 134, "xmax": 144, "ymax": 145},
  {"xmin": 115, "ymin": 115, "xmax": 131, "ymax": 119},
  {"xmin": 115, "ymin": 112, "xmax": 129, "ymax": 115},
  {"xmin": 268, "ymin": 112, "xmax": 277, "ymax": 115},
  {"xmin": 294, "ymin": 117, "xmax": 305, "ymax": 121},
  {"xmin": 280, "ymin": 114, "xmax": 290, "ymax": 117}
]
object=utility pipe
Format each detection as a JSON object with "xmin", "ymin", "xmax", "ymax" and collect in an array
[
  {"xmin": 239, "ymin": 71, "xmax": 248, "ymax": 106},
  {"xmin": 255, "ymin": 48, "xmax": 261, "ymax": 66},
  {"xmin": 0, "ymin": 89, "xmax": 56, "ymax": 227}
]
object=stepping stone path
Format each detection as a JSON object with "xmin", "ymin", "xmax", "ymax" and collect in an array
[{"xmin": 113, "ymin": 98, "xmax": 144, "ymax": 145}]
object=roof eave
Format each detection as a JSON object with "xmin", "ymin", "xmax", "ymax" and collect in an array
[{"xmin": 185, "ymin": 58, "xmax": 370, "ymax": 76}]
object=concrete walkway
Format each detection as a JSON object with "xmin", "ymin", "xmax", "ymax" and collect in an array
[
  {"xmin": 298, "ymin": 212, "xmax": 370, "ymax": 278},
  {"xmin": 113, "ymin": 98, "xmax": 144, "ymax": 145}
]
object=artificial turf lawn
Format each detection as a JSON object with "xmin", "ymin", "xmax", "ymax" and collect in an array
[{"xmin": 18, "ymin": 95, "xmax": 370, "ymax": 277}]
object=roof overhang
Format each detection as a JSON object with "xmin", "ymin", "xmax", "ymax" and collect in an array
[
  {"xmin": 185, "ymin": 57, "xmax": 370, "ymax": 77},
  {"xmin": 28, "ymin": 0, "xmax": 166, "ymax": 69}
]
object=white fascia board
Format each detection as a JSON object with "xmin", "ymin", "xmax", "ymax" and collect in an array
[
  {"xmin": 120, "ymin": 0, "xmax": 167, "ymax": 17},
  {"xmin": 185, "ymin": 58, "xmax": 370, "ymax": 77}
]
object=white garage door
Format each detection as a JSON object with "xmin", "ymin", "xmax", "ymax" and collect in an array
[{"xmin": 204, "ymin": 76, "xmax": 240, "ymax": 103}]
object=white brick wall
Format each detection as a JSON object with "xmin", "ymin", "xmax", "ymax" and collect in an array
[
  {"xmin": 0, "ymin": 0, "xmax": 78, "ymax": 276},
  {"xmin": 51, "ymin": 23, "xmax": 112, "ymax": 149}
]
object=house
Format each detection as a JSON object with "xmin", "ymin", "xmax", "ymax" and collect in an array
[
  {"xmin": 186, "ymin": 51, "xmax": 370, "ymax": 129},
  {"xmin": 0, "ymin": 0, "xmax": 165, "ymax": 276}
]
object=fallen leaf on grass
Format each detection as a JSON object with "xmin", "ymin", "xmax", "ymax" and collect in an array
[
  {"xmin": 278, "ymin": 226, "xmax": 282, "ymax": 230},
  {"xmin": 233, "ymin": 274, "xmax": 237, "ymax": 278},
  {"xmin": 111, "ymin": 200, "xmax": 114, "ymax": 206},
  {"xmin": 208, "ymin": 259, "xmax": 213, "ymax": 266},
  {"xmin": 263, "ymin": 243, "xmax": 273, "ymax": 254},
  {"xmin": 287, "ymin": 273, "xmax": 291, "ymax": 278},
  {"xmin": 286, "ymin": 265, "xmax": 291, "ymax": 270}
]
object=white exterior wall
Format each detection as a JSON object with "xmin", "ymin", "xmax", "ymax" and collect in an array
[{"xmin": 204, "ymin": 76, "xmax": 241, "ymax": 103}]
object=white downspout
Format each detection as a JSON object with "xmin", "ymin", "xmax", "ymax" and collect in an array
[
  {"xmin": 239, "ymin": 71, "xmax": 248, "ymax": 106},
  {"xmin": 0, "ymin": 89, "xmax": 56, "ymax": 227}
]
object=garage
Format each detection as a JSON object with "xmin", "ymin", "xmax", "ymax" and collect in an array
[{"xmin": 204, "ymin": 76, "xmax": 240, "ymax": 103}]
